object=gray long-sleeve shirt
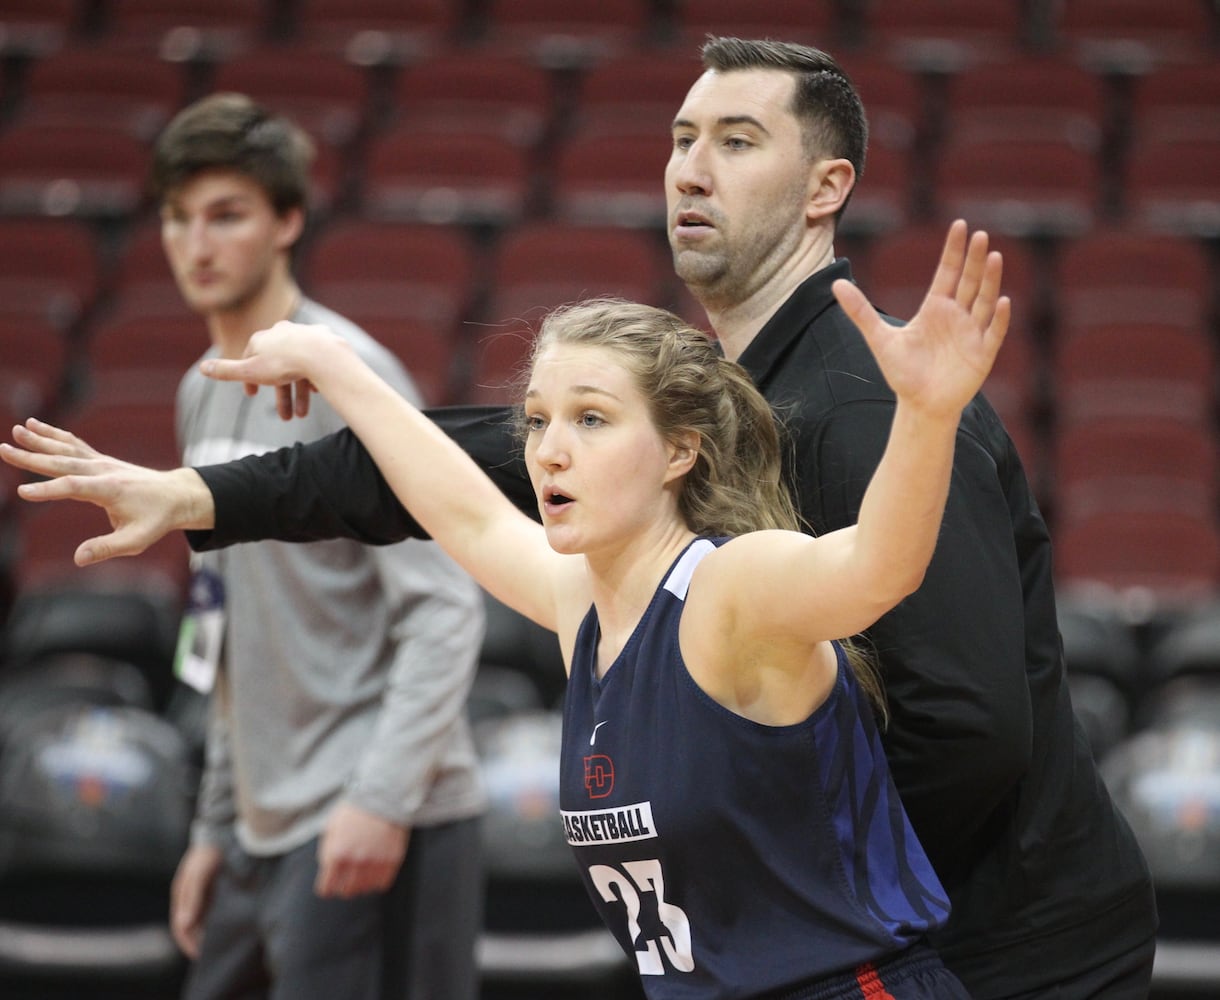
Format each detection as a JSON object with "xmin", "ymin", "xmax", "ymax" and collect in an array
[{"xmin": 177, "ymin": 298, "xmax": 486, "ymax": 855}]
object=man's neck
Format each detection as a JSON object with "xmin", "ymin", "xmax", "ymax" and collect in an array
[
  {"xmin": 707, "ymin": 295, "xmax": 789, "ymax": 362},
  {"xmin": 702, "ymin": 241, "xmax": 836, "ymax": 362},
  {"xmin": 207, "ymin": 277, "xmax": 302, "ymax": 359}
]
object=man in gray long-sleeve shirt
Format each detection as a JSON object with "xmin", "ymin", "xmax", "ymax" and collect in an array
[{"xmin": 156, "ymin": 94, "xmax": 487, "ymax": 1000}]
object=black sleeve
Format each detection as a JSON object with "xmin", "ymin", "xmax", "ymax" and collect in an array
[
  {"xmin": 804, "ymin": 400, "xmax": 1033, "ymax": 879},
  {"xmin": 187, "ymin": 404, "xmax": 536, "ymax": 550}
]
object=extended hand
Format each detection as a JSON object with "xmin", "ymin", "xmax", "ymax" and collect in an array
[
  {"xmin": 314, "ymin": 801, "xmax": 409, "ymax": 899},
  {"xmin": 833, "ymin": 219, "xmax": 1010, "ymax": 420},
  {"xmin": 202, "ymin": 321, "xmax": 346, "ymax": 422},
  {"xmin": 0, "ymin": 418, "xmax": 213, "ymax": 565}
]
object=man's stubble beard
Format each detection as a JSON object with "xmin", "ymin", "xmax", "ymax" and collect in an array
[{"xmin": 672, "ymin": 245, "xmax": 744, "ymax": 308}]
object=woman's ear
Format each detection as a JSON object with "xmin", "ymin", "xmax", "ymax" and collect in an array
[
  {"xmin": 666, "ymin": 430, "xmax": 701, "ymax": 482},
  {"xmin": 807, "ymin": 157, "xmax": 855, "ymax": 222}
]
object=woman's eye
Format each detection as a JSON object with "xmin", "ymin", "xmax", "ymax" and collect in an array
[
  {"xmin": 525, "ymin": 415, "xmax": 546, "ymax": 432},
  {"xmin": 580, "ymin": 413, "xmax": 604, "ymax": 428}
]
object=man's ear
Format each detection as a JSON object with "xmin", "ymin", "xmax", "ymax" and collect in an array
[
  {"xmin": 276, "ymin": 206, "xmax": 306, "ymax": 251},
  {"xmin": 807, "ymin": 157, "xmax": 856, "ymax": 222}
]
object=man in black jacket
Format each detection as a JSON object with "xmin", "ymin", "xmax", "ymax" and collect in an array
[{"xmin": 5, "ymin": 37, "xmax": 1156, "ymax": 999}]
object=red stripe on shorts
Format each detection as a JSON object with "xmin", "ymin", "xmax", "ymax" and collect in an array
[{"xmin": 855, "ymin": 961, "xmax": 897, "ymax": 1000}]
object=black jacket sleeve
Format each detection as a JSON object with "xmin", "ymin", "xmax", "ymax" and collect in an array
[
  {"xmin": 804, "ymin": 398, "xmax": 1033, "ymax": 882},
  {"xmin": 187, "ymin": 404, "xmax": 536, "ymax": 550}
]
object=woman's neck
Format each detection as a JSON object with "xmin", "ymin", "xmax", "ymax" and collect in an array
[{"xmin": 586, "ymin": 524, "xmax": 696, "ymax": 670}]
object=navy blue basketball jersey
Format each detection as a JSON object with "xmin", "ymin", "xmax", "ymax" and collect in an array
[{"xmin": 559, "ymin": 538, "xmax": 952, "ymax": 999}]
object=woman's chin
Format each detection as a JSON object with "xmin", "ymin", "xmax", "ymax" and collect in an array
[{"xmin": 543, "ymin": 524, "xmax": 584, "ymax": 556}]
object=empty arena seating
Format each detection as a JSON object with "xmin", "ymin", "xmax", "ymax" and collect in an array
[{"xmin": 0, "ymin": 5, "xmax": 1218, "ymax": 993}]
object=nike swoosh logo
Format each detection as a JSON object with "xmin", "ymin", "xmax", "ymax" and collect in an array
[{"xmin": 590, "ymin": 721, "xmax": 609, "ymax": 746}]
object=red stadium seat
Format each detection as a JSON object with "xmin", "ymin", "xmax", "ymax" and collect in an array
[
  {"xmin": 0, "ymin": 123, "xmax": 150, "ymax": 220},
  {"xmin": 108, "ymin": 216, "xmax": 194, "ymax": 315},
  {"xmin": 362, "ymin": 129, "xmax": 533, "ymax": 226},
  {"xmin": 16, "ymin": 44, "xmax": 188, "ymax": 140},
  {"xmin": 209, "ymin": 45, "xmax": 375, "ymax": 152},
  {"xmin": 1050, "ymin": 0, "xmax": 1218, "ymax": 69},
  {"xmin": 291, "ymin": 0, "xmax": 460, "ymax": 62},
  {"xmin": 300, "ymin": 219, "xmax": 476, "ymax": 404},
  {"xmin": 844, "ymin": 141, "xmax": 918, "ymax": 237},
  {"xmin": 1128, "ymin": 60, "xmax": 1220, "ymax": 147},
  {"xmin": 301, "ymin": 218, "xmax": 478, "ymax": 332},
  {"xmin": 863, "ymin": 224, "xmax": 1041, "ymax": 330},
  {"xmin": 1052, "ymin": 416, "xmax": 1219, "ymax": 527},
  {"xmin": 1056, "ymin": 508, "xmax": 1220, "ymax": 609},
  {"xmin": 550, "ymin": 126, "xmax": 670, "ymax": 228},
  {"xmin": 84, "ymin": 312, "xmax": 206, "ymax": 405},
  {"xmin": 856, "ymin": 0, "xmax": 1029, "ymax": 70},
  {"xmin": 469, "ymin": 222, "xmax": 671, "ymax": 403},
  {"xmin": 355, "ymin": 316, "xmax": 458, "ymax": 406},
  {"xmin": 0, "ymin": 315, "xmax": 70, "ymax": 418},
  {"xmin": 1055, "ymin": 227, "xmax": 1212, "ymax": 331},
  {"xmin": 931, "ymin": 136, "xmax": 1102, "ymax": 238},
  {"xmin": 1123, "ymin": 137, "xmax": 1220, "ymax": 237},
  {"xmin": 671, "ymin": 283, "xmax": 709, "ymax": 335},
  {"xmin": 670, "ymin": 0, "xmax": 837, "ymax": 50},
  {"xmin": 386, "ymin": 49, "xmax": 557, "ymax": 149},
  {"xmin": 0, "ymin": 216, "xmax": 102, "ymax": 331},
  {"xmin": 483, "ymin": 221, "xmax": 670, "ymax": 323},
  {"xmin": 0, "ymin": 0, "xmax": 78, "ymax": 57},
  {"xmin": 1051, "ymin": 322, "xmax": 1216, "ymax": 427},
  {"xmin": 462, "ymin": 327, "xmax": 534, "ymax": 406},
  {"xmin": 836, "ymin": 53, "xmax": 925, "ymax": 154},
  {"xmin": 939, "ymin": 56, "xmax": 1107, "ymax": 153},
  {"xmin": 100, "ymin": 0, "xmax": 272, "ymax": 59},
  {"xmin": 475, "ymin": 0, "xmax": 655, "ymax": 65},
  {"xmin": 573, "ymin": 51, "xmax": 704, "ymax": 141}
]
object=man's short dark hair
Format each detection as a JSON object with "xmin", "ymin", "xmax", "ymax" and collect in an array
[
  {"xmin": 149, "ymin": 92, "xmax": 315, "ymax": 214},
  {"xmin": 700, "ymin": 36, "xmax": 868, "ymax": 184}
]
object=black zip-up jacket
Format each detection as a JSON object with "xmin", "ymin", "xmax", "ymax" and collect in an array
[{"xmin": 190, "ymin": 260, "xmax": 1156, "ymax": 997}]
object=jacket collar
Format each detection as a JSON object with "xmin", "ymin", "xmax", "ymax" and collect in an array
[{"xmin": 736, "ymin": 258, "xmax": 855, "ymax": 385}]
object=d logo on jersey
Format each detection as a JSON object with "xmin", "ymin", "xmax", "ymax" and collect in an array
[{"xmin": 584, "ymin": 754, "xmax": 615, "ymax": 798}]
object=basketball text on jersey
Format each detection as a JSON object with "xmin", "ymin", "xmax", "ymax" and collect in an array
[{"xmin": 561, "ymin": 801, "xmax": 656, "ymax": 845}]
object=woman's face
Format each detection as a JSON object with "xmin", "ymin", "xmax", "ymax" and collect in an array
[{"xmin": 523, "ymin": 342, "xmax": 685, "ymax": 556}]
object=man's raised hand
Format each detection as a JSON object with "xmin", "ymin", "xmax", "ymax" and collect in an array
[{"xmin": 0, "ymin": 418, "xmax": 214, "ymax": 565}]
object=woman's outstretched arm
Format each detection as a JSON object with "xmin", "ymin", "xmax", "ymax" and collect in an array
[
  {"xmin": 201, "ymin": 327, "xmax": 566, "ymax": 630},
  {"xmin": 702, "ymin": 220, "xmax": 1010, "ymax": 649}
]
